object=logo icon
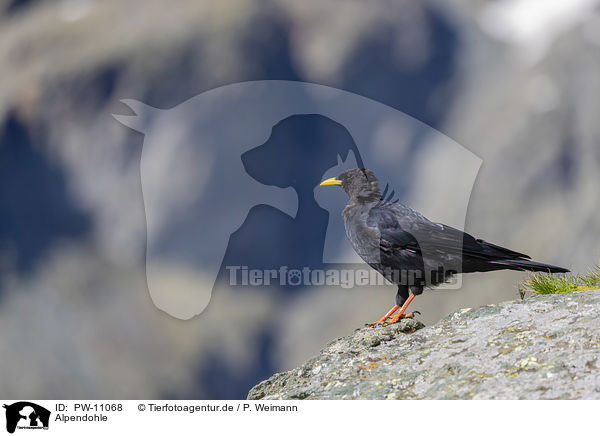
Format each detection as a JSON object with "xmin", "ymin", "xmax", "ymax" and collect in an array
[{"xmin": 3, "ymin": 402, "xmax": 50, "ymax": 434}]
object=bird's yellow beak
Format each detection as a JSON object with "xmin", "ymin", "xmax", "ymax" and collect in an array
[{"xmin": 319, "ymin": 177, "xmax": 342, "ymax": 186}]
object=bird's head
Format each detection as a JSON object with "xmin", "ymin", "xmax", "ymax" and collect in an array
[{"xmin": 319, "ymin": 168, "xmax": 381, "ymax": 201}]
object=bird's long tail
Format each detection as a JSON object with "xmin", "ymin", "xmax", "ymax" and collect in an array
[{"xmin": 490, "ymin": 259, "xmax": 569, "ymax": 274}]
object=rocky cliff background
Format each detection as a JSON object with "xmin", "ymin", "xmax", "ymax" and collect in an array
[{"xmin": 0, "ymin": 0, "xmax": 599, "ymax": 399}]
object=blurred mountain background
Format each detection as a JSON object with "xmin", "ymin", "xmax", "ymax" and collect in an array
[{"xmin": 1, "ymin": 0, "xmax": 599, "ymax": 399}]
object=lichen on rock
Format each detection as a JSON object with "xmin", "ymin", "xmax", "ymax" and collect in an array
[{"xmin": 248, "ymin": 290, "xmax": 600, "ymax": 400}]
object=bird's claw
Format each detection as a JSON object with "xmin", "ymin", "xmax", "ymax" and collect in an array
[
  {"xmin": 366, "ymin": 309, "xmax": 420, "ymax": 328},
  {"xmin": 366, "ymin": 321, "xmax": 386, "ymax": 328},
  {"xmin": 380, "ymin": 311, "xmax": 420, "ymax": 327}
]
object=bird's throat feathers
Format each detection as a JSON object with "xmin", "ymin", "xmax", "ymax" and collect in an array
[
  {"xmin": 346, "ymin": 176, "xmax": 382, "ymax": 204},
  {"xmin": 351, "ymin": 185, "xmax": 382, "ymax": 203}
]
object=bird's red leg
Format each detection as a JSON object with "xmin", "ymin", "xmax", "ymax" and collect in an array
[
  {"xmin": 367, "ymin": 304, "xmax": 400, "ymax": 327},
  {"xmin": 383, "ymin": 293, "xmax": 416, "ymax": 326}
]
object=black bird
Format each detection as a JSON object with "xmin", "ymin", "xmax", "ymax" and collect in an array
[{"xmin": 320, "ymin": 168, "xmax": 569, "ymax": 326}]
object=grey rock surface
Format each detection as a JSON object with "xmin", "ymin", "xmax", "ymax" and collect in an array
[{"xmin": 248, "ymin": 290, "xmax": 600, "ymax": 399}]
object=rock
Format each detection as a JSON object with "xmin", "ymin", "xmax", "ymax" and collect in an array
[{"xmin": 247, "ymin": 290, "xmax": 600, "ymax": 399}]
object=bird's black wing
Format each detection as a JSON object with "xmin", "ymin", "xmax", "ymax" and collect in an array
[
  {"xmin": 366, "ymin": 201, "xmax": 480, "ymax": 259},
  {"xmin": 366, "ymin": 201, "xmax": 567, "ymax": 273}
]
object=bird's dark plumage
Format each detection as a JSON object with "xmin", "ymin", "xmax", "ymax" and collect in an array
[{"xmin": 320, "ymin": 168, "xmax": 569, "ymax": 325}]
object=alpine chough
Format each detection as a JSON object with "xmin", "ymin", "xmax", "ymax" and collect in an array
[{"xmin": 320, "ymin": 168, "xmax": 569, "ymax": 326}]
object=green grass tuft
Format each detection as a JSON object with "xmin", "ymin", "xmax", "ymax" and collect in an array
[
  {"xmin": 578, "ymin": 265, "xmax": 600, "ymax": 288},
  {"xmin": 519, "ymin": 266, "xmax": 600, "ymax": 296}
]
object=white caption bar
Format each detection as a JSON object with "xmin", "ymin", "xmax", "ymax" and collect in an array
[{"xmin": 0, "ymin": 400, "xmax": 594, "ymax": 435}]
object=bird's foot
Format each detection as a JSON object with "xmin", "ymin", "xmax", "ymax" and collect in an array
[
  {"xmin": 378, "ymin": 293, "xmax": 418, "ymax": 327},
  {"xmin": 367, "ymin": 311, "xmax": 421, "ymax": 327},
  {"xmin": 381, "ymin": 311, "xmax": 421, "ymax": 327},
  {"xmin": 366, "ymin": 304, "xmax": 401, "ymax": 328},
  {"xmin": 366, "ymin": 321, "xmax": 386, "ymax": 328}
]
